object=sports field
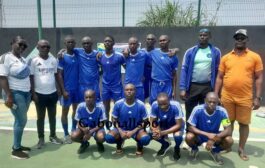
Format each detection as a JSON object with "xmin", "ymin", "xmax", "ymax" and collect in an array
[{"xmin": 1, "ymin": 101, "xmax": 265, "ymax": 168}]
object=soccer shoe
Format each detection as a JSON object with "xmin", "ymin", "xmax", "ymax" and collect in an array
[
  {"xmin": 173, "ymin": 148, "xmax": 181, "ymax": 161},
  {"xmin": 36, "ymin": 138, "xmax": 45, "ymax": 149},
  {"xmin": 190, "ymin": 148, "xmax": 199, "ymax": 160},
  {"xmin": 157, "ymin": 140, "xmax": 171, "ymax": 156},
  {"xmin": 11, "ymin": 149, "xmax": 29, "ymax": 159},
  {"xmin": 49, "ymin": 136, "xmax": 63, "ymax": 144},
  {"xmin": 209, "ymin": 150, "xmax": 224, "ymax": 165},
  {"xmin": 77, "ymin": 142, "xmax": 90, "ymax": 154},
  {"xmin": 97, "ymin": 142, "xmax": 105, "ymax": 153},
  {"xmin": 64, "ymin": 135, "xmax": 72, "ymax": 144}
]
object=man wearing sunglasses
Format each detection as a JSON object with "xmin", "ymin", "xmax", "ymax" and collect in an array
[
  {"xmin": 215, "ymin": 29, "xmax": 263, "ymax": 161},
  {"xmin": 30, "ymin": 39, "xmax": 63, "ymax": 149}
]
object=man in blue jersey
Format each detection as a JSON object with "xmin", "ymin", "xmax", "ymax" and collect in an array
[
  {"xmin": 58, "ymin": 35, "xmax": 79, "ymax": 144},
  {"xmin": 149, "ymin": 35, "xmax": 178, "ymax": 104},
  {"xmin": 185, "ymin": 92, "xmax": 233, "ymax": 165},
  {"xmin": 71, "ymin": 89, "xmax": 106, "ymax": 154},
  {"xmin": 143, "ymin": 34, "xmax": 157, "ymax": 101},
  {"xmin": 74, "ymin": 36, "xmax": 101, "ymax": 102},
  {"xmin": 179, "ymin": 29, "xmax": 221, "ymax": 130},
  {"xmin": 105, "ymin": 83, "xmax": 151, "ymax": 155},
  {"xmin": 124, "ymin": 37, "xmax": 147, "ymax": 102},
  {"xmin": 57, "ymin": 36, "xmax": 101, "ymax": 102},
  {"xmin": 98, "ymin": 35, "xmax": 125, "ymax": 123},
  {"xmin": 150, "ymin": 93, "xmax": 184, "ymax": 160}
]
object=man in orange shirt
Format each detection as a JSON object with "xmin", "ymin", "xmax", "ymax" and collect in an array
[{"xmin": 215, "ymin": 29, "xmax": 263, "ymax": 161}]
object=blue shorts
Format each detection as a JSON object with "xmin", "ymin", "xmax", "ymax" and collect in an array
[
  {"xmin": 150, "ymin": 80, "xmax": 172, "ymax": 104},
  {"xmin": 111, "ymin": 128, "xmax": 143, "ymax": 140},
  {"xmin": 102, "ymin": 83, "xmax": 123, "ymax": 102},
  {"xmin": 60, "ymin": 89, "xmax": 79, "ymax": 107},
  {"xmin": 79, "ymin": 83, "xmax": 101, "ymax": 102}
]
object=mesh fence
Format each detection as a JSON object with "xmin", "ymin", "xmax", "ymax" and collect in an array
[{"xmin": 0, "ymin": 0, "xmax": 264, "ymax": 28}]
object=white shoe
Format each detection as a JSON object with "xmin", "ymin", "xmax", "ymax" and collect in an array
[
  {"xmin": 181, "ymin": 141, "xmax": 191, "ymax": 150},
  {"xmin": 256, "ymin": 112, "xmax": 265, "ymax": 118},
  {"xmin": 64, "ymin": 135, "xmax": 72, "ymax": 144}
]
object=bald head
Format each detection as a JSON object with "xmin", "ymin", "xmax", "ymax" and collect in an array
[{"xmin": 205, "ymin": 92, "xmax": 219, "ymax": 113}]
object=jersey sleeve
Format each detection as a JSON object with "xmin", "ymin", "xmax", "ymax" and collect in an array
[
  {"xmin": 29, "ymin": 58, "xmax": 35, "ymax": 75},
  {"xmin": 58, "ymin": 57, "xmax": 64, "ymax": 70},
  {"xmin": 112, "ymin": 103, "xmax": 119, "ymax": 118},
  {"xmin": 74, "ymin": 104, "xmax": 82, "ymax": 121},
  {"xmin": 254, "ymin": 54, "xmax": 263, "ymax": 72},
  {"xmin": 218, "ymin": 56, "xmax": 227, "ymax": 72},
  {"xmin": 53, "ymin": 57, "xmax": 58, "ymax": 73},
  {"xmin": 171, "ymin": 55, "xmax": 178, "ymax": 71},
  {"xmin": 220, "ymin": 108, "xmax": 231, "ymax": 127},
  {"xmin": 140, "ymin": 104, "xmax": 148, "ymax": 120},
  {"xmin": 187, "ymin": 108, "xmax": 199, "ymax": 126},
  {"xmin": 100, "ymin": 109, "xmax": 107, "ymax": 122},
  {"xmin": 172, "ymin": 101, "xmax": 184, "ymax": 119},
  {"xmin": 150, "ymin": 102, "xmax": 158, "ymax": 118}
]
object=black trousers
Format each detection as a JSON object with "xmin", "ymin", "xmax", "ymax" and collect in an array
[
  {"xmin": 185, "ymin": 82, "xmax": 212, "ymax": 130},
  {"xmin": 35, "ymin": 92, "xmax": 58, "ymax": 138}
]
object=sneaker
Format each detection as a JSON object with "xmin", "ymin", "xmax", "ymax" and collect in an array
[
  {"xmin": 64, "ymin": 135, "xmax": 72, "ymax": 144},
  {"xmin": 116, "ymin": 141, "xmax": 124, "ymax": 154},
  {"xmin": 49, "ymin": 136, "xmax": 63, "ymax": 144},
  {"xmin": 173, "ymin": 148, "xmax": 181, "ymax": 161},
  {"xmin": 136, "ymin": 145, "xmax": 143, "ymax": 156},
  {"xmin": 97, "ymin": 142, "xmax": 105, "ymax": 153},
  {"xmin": 190, "ymin": 148, "xmax": 199, "ymax": 160},
  {"xmin": 77, "ymin": 142, "xmax": 89, "ymax": 154},
  {"xmin": 36, "ymin": 138, "xmax": 45, "ymax": 149},
  {"xmin": 181, "ymin": 141, "xmax": 191, "ymax": 150},
  {"xmin": 157, "ymin": 139, "xmax": 171, "ymax": 156},
  {"xmin": 12, "ymin": 146, "xmax": 31, "ymax": 153},
  {"xmin": 11, "ymin": 149, "xmax": 29, "ymax": 159},
  {"xmin": 256, "ymin": 112, "xmax": 265, "ymax": 118},
  {"xmin": 209, "ymin": 150, "xmax": 224, "ymax": 165}
]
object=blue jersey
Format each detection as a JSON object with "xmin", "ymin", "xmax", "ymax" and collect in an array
[
  {"xmin": 99, "ymin": 52, "xmax": 125, "ymax": 86},
  {"xmin": 74, "ymin": 48, "xmax": 100, "ymax": 85},
  {"xmin": 124, "ymin": 51, "xmax": 147, "ymax": 87},
  {"xmin": 188, "ymin": 104, "xmax": 230, "ymax": 134},
  {"xmin": 58, "ymin": 53, "xmax": 79, "ymax": 91},
  {"xmin": 150, "ymin": 100, "xmax": 184, "ymax": 129},
  {"xmin": 150, "ymin": 49, "xmax": 178, "ymax": 81},
  {"xmin": 112, "ymin": 99, "xmax": 148, "ymax": 131},
  {"xmin": 75, "ymin": 102, "xmax": 106, "ymax": 128}
]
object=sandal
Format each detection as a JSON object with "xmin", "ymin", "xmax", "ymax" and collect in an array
[{"xmin": 238, "ymin": 150, "xmax": 249, "ymax": 161}]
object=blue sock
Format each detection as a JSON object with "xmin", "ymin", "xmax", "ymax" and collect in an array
[
  {"xmin": 62, "ymin": 123, "xmax": 69, "ymax": 136},
  {"xmin": 191, "ymin": 145, "xmax": 198, "ymax": 151},
  {"xmin": 212, "ymin": 145, "xmax": 221, "ymax": 153},
  {"xmin": 71, "ymin": 119, "xmax": 77, "ymax": 132},
  {"xmin": 174, "ymin": 135, "xmax": 183, "ymax": 149},
  {"xmin": 157, "ymin": 137, "xmax": 169, "ymax": 146}
]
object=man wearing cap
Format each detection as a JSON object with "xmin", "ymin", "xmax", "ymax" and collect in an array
[
  {"xmin": 215, "ymin": 29, "xmax": 263, "ymax": 161},
  {"xmin": 179, "ymin": 28, "xmax": 221, "ymax": 130}
]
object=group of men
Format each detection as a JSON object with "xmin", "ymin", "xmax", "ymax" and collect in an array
[{"xmin": 0, "ymin": 28, "xmax": 263, "ymax": 164}]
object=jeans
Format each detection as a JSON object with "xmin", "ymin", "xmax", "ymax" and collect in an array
[
  {"xmin": 35, "ymin": 92, "xmax": 58, "ymax": 138},
  {"xmin": 3, "ymin": 90, "xmax": 31, "ymax": 149}
]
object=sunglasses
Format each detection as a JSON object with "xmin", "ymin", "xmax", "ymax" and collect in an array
[
  {"xmin": 40, "ymin": 45, "xmax": 51, "ymax": 49},
  {"xmin": 234, "ymin": 36, "xmax": 246, "ymax": 41},
  {"xmin": 18, "ymin": 43, "xmax": 28, "ymax": 49}
]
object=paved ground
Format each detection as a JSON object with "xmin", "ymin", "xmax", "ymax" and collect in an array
[{"xmin": 0, "ymin": 100, "xmax": 265, "ymax": 168}]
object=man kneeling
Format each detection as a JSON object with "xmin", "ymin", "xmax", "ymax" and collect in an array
[
  {"xmin": 185, "ymin": 92, "xmax": 233, "ymax": 165},
  {"xmin": 105, "ymin": 83, "xmax": 151, "ymax": 155},
  {"xmin": 71, "ymin": 90, "xmax": 106, "ymax": 154}
]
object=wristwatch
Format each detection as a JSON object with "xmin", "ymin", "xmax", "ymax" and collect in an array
[{"xmin": 256, "ymin": 97, "xmax": 263, "ymax": 101}]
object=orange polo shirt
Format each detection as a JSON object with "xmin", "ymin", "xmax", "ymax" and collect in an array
[{"xmin": 219, "ymin": 49, "xmax": 263, "ymax": 105}]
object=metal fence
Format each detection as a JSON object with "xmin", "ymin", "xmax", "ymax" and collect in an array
[{"xmin": 0, "ymin": 0, "xmax": 264, "ymax": 28}]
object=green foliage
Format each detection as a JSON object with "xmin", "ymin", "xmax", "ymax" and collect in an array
[{"xmin": 137, "ymin": 0, "xmax": 222, "ymax": 27}]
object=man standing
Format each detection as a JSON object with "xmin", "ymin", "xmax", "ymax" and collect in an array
[
  {"xmin": 215, "ymin": 29, "xmax": 263, "ymax": 161},
  {"xmin": 180, "ymin": 28, "xmax": 221, "ymax": 129},
  {"xmin": 30, "ymin": 40, "xmax": 63, "ymax": 149},
  {"xmin": 186, "ymin": 92, "xmax": 233, "ymax": 165},
  {"xmin": 57, "ymin": 35, "xmax": 79, "ymax": 144},
  {"xmin": 149, "ymin": 35, "xmax": 178, "ymax": 104},
  {"xmin": 150, "ymin": 93, "xmax": 184, "ymax": 160}
]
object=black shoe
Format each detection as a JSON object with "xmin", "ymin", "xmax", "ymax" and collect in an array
[
  {"xmin": 97, "ymin": 142, "xmax": 105, "ymax": 153},
  {"xmin": 173, "ymin": 148, "xmax": 181, "ymax": 161},
  {"xmin": 12, "ymin": 146, "xmax": 31, "ymax": 153},
  {"xmin": 77, "ymin": 142, "xmax": 89, "ymax": 154},
  {"xmin": 11, "ymin": 149, "xmax": 29, "ymax": 159},
  {"xmin": 157, "ymin": 140, "xmax": 171, "ymax": 156}
]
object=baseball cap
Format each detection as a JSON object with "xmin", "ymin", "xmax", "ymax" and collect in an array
[{"xmin": 233, "ymin": 29, "xmax": 248, "ymax": 38}]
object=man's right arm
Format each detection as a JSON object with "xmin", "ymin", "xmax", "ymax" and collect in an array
[{"xmin": 214, "ymin": 70, "xmax": 224, "ymax": 96}]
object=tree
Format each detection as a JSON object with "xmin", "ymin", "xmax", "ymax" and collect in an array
[{"xmin": 137, "ymin": 0, "xmax": 222, "ymax": 27}]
